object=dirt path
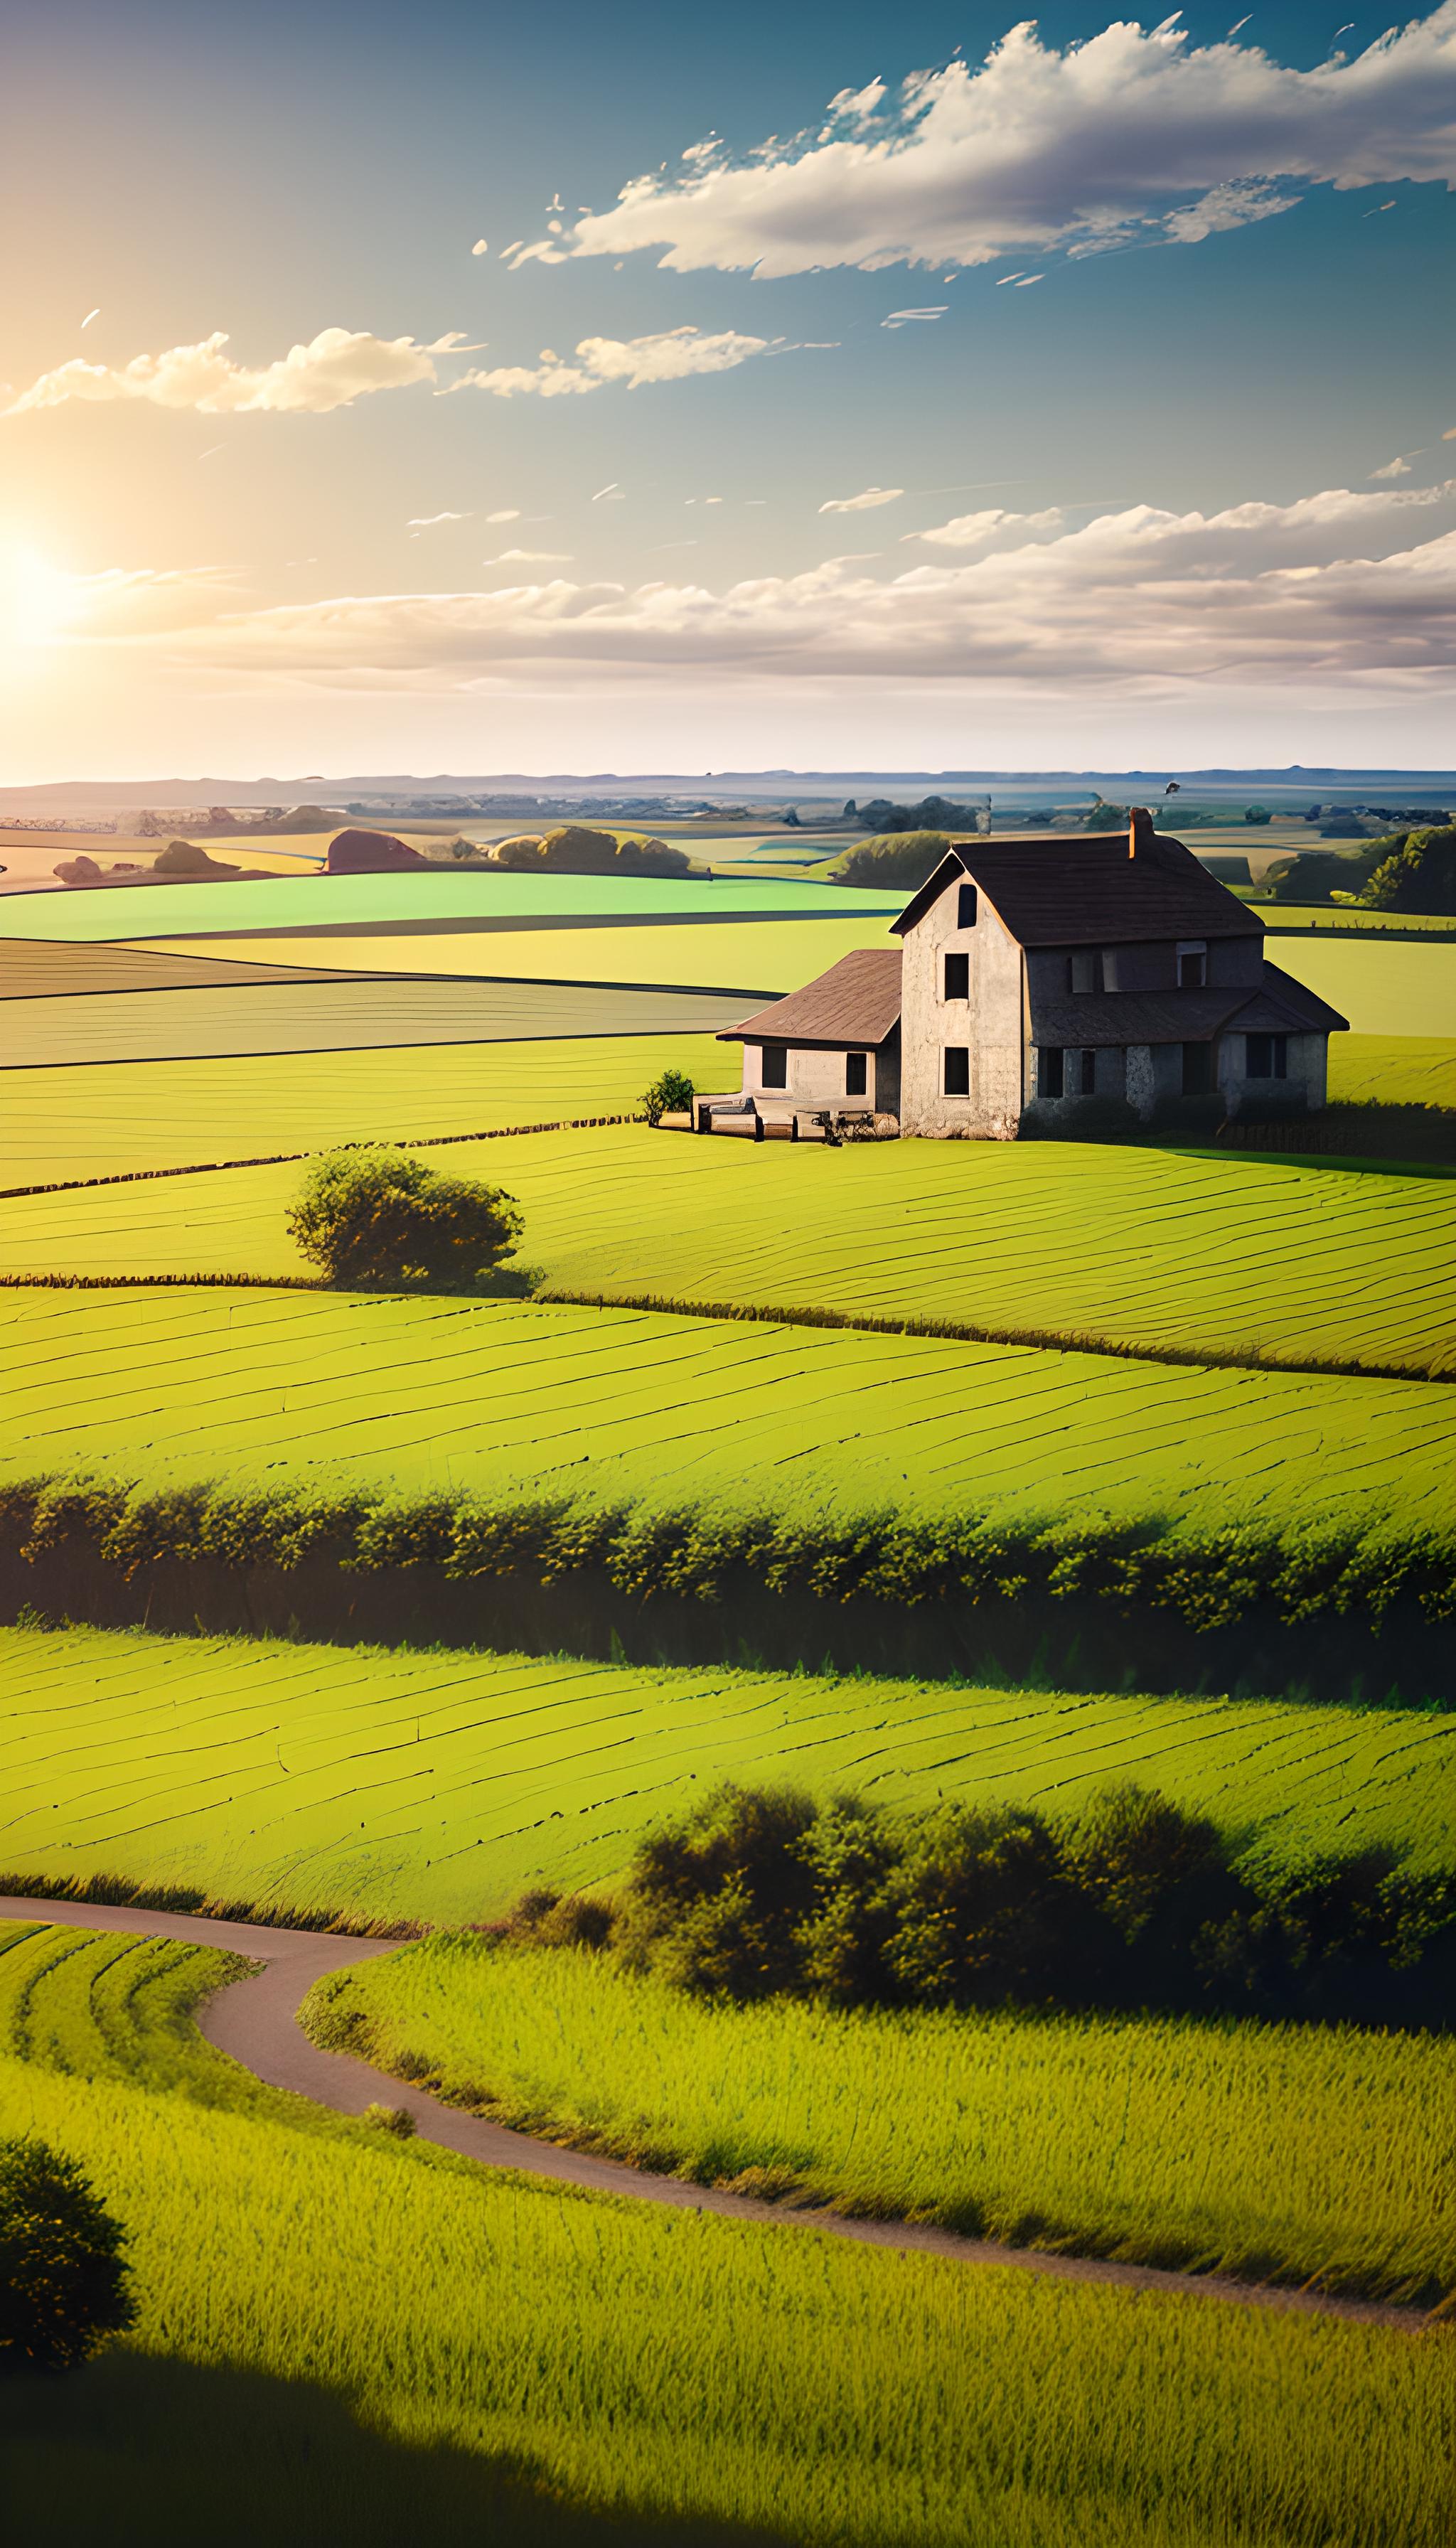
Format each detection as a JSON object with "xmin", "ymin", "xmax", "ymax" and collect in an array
[{"xmin": 0, "ymin": 1894, "xmax": 1427, "ymax": 2330}]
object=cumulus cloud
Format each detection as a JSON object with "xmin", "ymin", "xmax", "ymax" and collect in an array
[
  {"xmin": 1370, "ymin": 454, "xmax": 1415, "ymax": 478},
  {"xmin": 908, "ymin": 505, "xmax": 1065, "ymax": 547},
  {"xmin": 117, "ymin": 481, "xmax": 1456, "ymax": 714},
  {"xmin": 820, "ymin": 485, "xmax": 904, "ymax": 513},
  {"xmin": 446, "ymin": 324, "xmax": 780, "ymax": 399},
  {"xmin": 535, "ymin": 9, "xmax": 1456, "ymax": 277},
  {"xmin": 5, "ymin": 326, "xmax": 469, "ymax": 418}
]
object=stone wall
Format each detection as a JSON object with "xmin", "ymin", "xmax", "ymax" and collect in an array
[{"xmin": 899, "ymin": 884, "xmax": 1024, "ymax": 1138}]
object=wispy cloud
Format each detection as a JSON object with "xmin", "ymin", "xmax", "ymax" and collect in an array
[
  {"xmin": 80, "ymin": 308, "xmax": 100, "ymax": 329},
  {"xmin": 882, "ymin": 306, "xmax": 947, "ymax": 327},
  {"xmin": 407, "ymin": 510, "xmax": 471, "ymax": 526},
  {"xmin": 446, "ymin": 325, "xmax": 788, "ymax": 400},
  {"xmin": 906, "ymin": 505, "xmax": 1064, "ymax": 548},
  {"xmin": 486, "ymin": 508, "xmax": 522, "ymax": 523},
  {"xmin": 1370, "ymin": 454, "xmax": 1418, "ymax": 479},
  {"xmin": 471, "ymin": 239, "xmax": 489, "ymax": 255},
  {"xmin": 537, "ymin": 11, "xmax": 1456, "ymax": 279},
  {"xmin": 819, "ymin": 485, "xmax": 904, "ymax": 513},
  {"xmin": 484, "ymin": 547, "xmax": 574, "ymax": 564},
  {"xmin": 5, "ymin": 326, "xmax": 473, "ymax": 418}
]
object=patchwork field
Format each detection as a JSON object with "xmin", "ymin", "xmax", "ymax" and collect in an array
[
  {"xmin": 0, "ymin": 938, "xmax": 373, "ymax": 999},
  {"xmin": 2, "ymin": 1927, "xmax": 1440, "ymax": 2548},
  {"xmin": 0, "ymin": 1034, "xmax": 732, "ymax": 1185},
  {"xmin": 4, "ymin": 1286, "xmax": 1452, "ymax": 1537},
  {"xmin": 3, "ymin": 1623, "xmax": 1452, "ymax": 1925},
  {"xmin": 1261, "ymin": 936, "xmax": 1456, "ymax": 1039},
  {"xmin": 4, "ymin": 1121, "xmax": 1452, "ymax": 1380},
  {"xmin": 316, "ymin": 1934, "xmax": 1455, "ymax": 2302},
  {"xmin": 1328, "ymin": 1036, "xmax": 1456, "ymax": 1110}
]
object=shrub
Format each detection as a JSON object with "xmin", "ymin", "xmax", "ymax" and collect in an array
[
  {"xmin": 883, "ymin": 1805, "xmax": 1091, "ymax": 2009},
  {"xmin": 0, "ymin": 2136, "xmax": 136, "ymax": 2374},
  {"xmin": 828, "ymin": 831, "xmax": 952, "ymax": 889},
  {"xmin": 1359, "ymin": 826, "xmax": 1456, "ymax": 915},
  {"xmin": 362, "ymin": 2103, "xmax": 417, "ymax": 2138},
  {"xmin": 616, "ymin": 1783, "xmax": 820, "ymax": 1998},
  {"xmin": 285, "ymin": 1151, "xmax": 522, "ymax": 1291},
  {"xmin": 494, "ymin": 824, "xmax": 692, "ymax": 877},
  {"xmin": 641, "ymin": 1067, "xmax": 697, "ymax": 1125}
]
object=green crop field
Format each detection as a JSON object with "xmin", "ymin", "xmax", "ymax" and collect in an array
[
  {"xmin": 1260, "ymin": 907, "xmax": 1456, "ymax": 936},
  {"xmin": 313, "ymin": 1934, "xmax": 1455, "ymax": 2304},
  {"xmin": 4, "ymin": 1288, "xmax": 1452, "ymax": 1537},
  {"xmin": 0, "ymin": 1034, "xmax": 732, "ymax": 1186},
  {"xmin": 1265, "ymin": 936, "xmax": 1456, "ymax": 1039},
  {"xmin": 2, "ymin": 1623, "xmax": 1452, "ymax": 1922},
  {"xmin": 1, "ymin": 1925, "xmax": 1441, "ymax": 2548},
  {"xmin": 4, "ymin": 1120, "xmax": 1451, "ymax": 1379},
  {"xmin": 1329, "ymin": 1037, "xmax": 1456, "ymax": 1110},
  {"xmin": 1, "ymin": 869, "xmax": 904, "ymax": 943}
]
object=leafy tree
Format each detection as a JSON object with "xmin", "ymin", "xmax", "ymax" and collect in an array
[
  {"xmin": 882, "ymin": 1804, "xmax": 1091, "ymax": 2008},
  {"xmin": 0, "ymin": 2136, "xmax": 136, "ymax": 2374},
  {"xmin": 1265, "ymin": 847, "xmax": 1381, "ymax": 904},
  {"xmin": 1243, "ymin": 805, "xmax": 1273, "ymax": 825},
  {"xmin": 494, "ymin": 825, "xmax": 692, "ymax": 877},
  {"xmin": 1083, "ymin": 802, "xmax": 1128, "ymax": 832},
  {"xmin": 286, "ymin": 1152, "xmax": 522, "ymax": 1291},
  {"xmin": 616, "ymin": 1783, "xmax": 820, "ymax": 1999},
  {"xmin": 1360, "ymin": 825, "xmax": 1456, "ymax": 914},
  {"xmin": 828, "ymin": 830, "xmax": 951, "ymax": 889},
  {"xmin": 641, "ymin": 1068, "xmax": 697, "ymax": 1126}
]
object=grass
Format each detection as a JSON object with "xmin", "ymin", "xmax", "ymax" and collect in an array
[
  {"xmin": 2, "ymin": 868, "xmax": 904, "ymax": 942},
  {"xmin": 1263, "ymin": 937, "xmax": 1456, "ymax": 1039},
  {"xmin": 2, "ymin": 1622, "xmax": 1452, "ymax": 1925},
  {"xmin": 0, "ymin": 1033, "xmax": 731, "ymax": 1187},
  {"xmin": 2, "ymin": 1122, "xmax": 1451, "ymax": 1380},
  {"xmin": 307, "ymin": 1933, "xmax": 1456, "ymax": 2306},
  {"xmin": 4, "ymin": 1286, "xmax": 1454, "ymax": 1541},
  {"xmin": 1258, "ymin": 907, "xmax": 1456, "ymax": 936},
  {"xmin": 0, "ymin": 1926, "xmax": 1445, "ymax": 2548},
  {"xmin": 1329, "ymin": 1037, "xmax": 1456, "ymax": 1110}
]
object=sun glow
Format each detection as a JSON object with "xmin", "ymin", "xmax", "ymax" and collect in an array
[{"xmin": 0, "ymin": 544, "xmax": 73, "ymax": 654}]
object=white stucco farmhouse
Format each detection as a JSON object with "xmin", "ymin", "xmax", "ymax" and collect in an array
[{"xmin": 719, "ymin": 810, "xmax": 1347, "ymax": 1140}]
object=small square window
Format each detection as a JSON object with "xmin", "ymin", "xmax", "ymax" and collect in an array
[
  {"xmin": 845, "ymin": 1051, "xmax": 867, "ymax": 1098},
  {"xmin": 1040, "ymin": 1047, "xmax": 1064, "ymax": 1099},
  {"xmin": 943, "ymin": 951, "xmax": 969, "ymax": 1002},
  {"xmin": 1246, "ymin": 1033, "xmax": 1288, "ymax": 1081},
  {"xmin": 761, "ymin": 1044, "xmax": 788, "ymax": 1088},
  {"xmin": 957, "ymin": 882, "xmax": 978, "ymax": 928},
  {"xmin": 1068, "ymin": 951, "xmax": 1101, "ymax": 994},
  {"xmin": 1078, "ymin": 1049, "xmax": 1097, "ymax": 1096},
  {"xmin": 1178, "ymin": 941, "xmax": 1207, "ymax": 989},
  {"xmin": 943, "ymin": 1046, "xmax": 970, "ymax": 1096}
]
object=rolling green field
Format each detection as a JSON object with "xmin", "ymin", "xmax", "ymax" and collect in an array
[
  {"xmin": 1260, "ymin": 937, "xmax": 1455, "ymax": 1040},
  {"xmin": 0, "ymin": 1034, "xmax": 732, "ymax": 1186},
  {"xmin": 4, "ymin": 1287, "xmax": 1453, "ymax": 1538},
  {"xmin": 1260, "ymin": 907, "xmax": 1456, "ymax": 936},
  {"xmin": 3, "ymin": 1624, "xmax": 1452, "ymax": 1924},
  {"xmin": 3, "ymin": 1121, "xmax": 1451, "ymax": 1379},
  {"xmin": 1, "ymin": 1925, "xmax": 1442, "ymax": 2548},
  {"xmin": 311, "ymin": 1934, "xmax": 1455, "ymax": 2303},
  {"xmin": 1328, "ymin": 1037, "xmax": 1456, "ymax": 1110}
]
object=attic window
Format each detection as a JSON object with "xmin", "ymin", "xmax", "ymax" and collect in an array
[
  {"xmin": 943, "ymin": 951, "xmax": 970, "ymax": 1001},
  {"xmin": 957, "ymin": 882, "xmax": 978, "ymax": 928},
  {"xmin": 1246, "ymin": 1033, "xmax": 1288, "ymax": 1080},
  {"xmin": 1067, "ymin": 951, "xmax": 1102, "ymax": 994},
  {"xmin": 761, "ymin": 1044, "xmax": 788, "ymax": 1088},
  {"xmin": 943, "ymin": 1046, "xmax": 970, "ymax": 1097},
  {"xmin": 1177, "ymin": 941, "xmax": 1207, "ymax": 989}
]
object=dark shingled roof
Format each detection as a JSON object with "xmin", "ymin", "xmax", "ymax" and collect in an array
[
  {"xmin": 719, "ymin": 947, "xmax": 902, "ymax": 1047},
  {"xmin": 893, "ymin": 825, "xmax": 1264, "ymax": 947},
  {"xmin": 1029, "ymin": 960, "xmax": 1349, "ymax": 1050}
]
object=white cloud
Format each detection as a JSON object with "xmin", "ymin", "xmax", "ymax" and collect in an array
[
  {"xmin": 446, "ymin": 325, "xmax": 779, "ymax": 400},
  {"xmin": 81, "ymin": 307, "xmax": 100, "ymax": 328},
  {"xmin": 1369, "ymin": 454, "xmax": 1415, "ymax": 478},
  {"xmin": 908, "ymin": 505, "xmax": 1065, "ymax": 548},
  {"xmin": 882, "ymin": 306, "xmax": 947, "ymax": 326},
  {"xmin": 407, "ymin": 510, "xmax": 471, "ymax": 526},
  {"xmin": 486, "ymin": 508, "xmax": 522, "ymax": 523},
  {"xmin": 123, "ymin": 481, "xmax": 1456, "ymax": 710},
  {"xmin": 820, "ymin": 485, "xmax": 904, "ymax": 513},
  {"xmin": 542, "ymin": 9, "xmax": 1456, "ymax": 278},
  {"xmin": 5, "ymin": 326, "xmax": 454, "ymax": 418},
  {"xmin": 471, "ymin": 239, "xmax": 489, "ymax": 255},
  {"xmin": 484, "ymin": 548, "xmax": 574, "ymax": 564}
]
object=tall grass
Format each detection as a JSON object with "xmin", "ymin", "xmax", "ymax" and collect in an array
[
  {"xmin": 306, "ymin": 1932, "xmax": 1456, "ymax": 2306},
  {"xmin": 0, "ymin": 1919, "xmax": 1447, "ymax": 2548}
]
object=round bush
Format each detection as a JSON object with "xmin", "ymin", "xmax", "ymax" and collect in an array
[
  {"xmin": 0, "ymin": 2136, "xmax": 136, "ymax": 2375},
  {"xmin": 286, "ymin": 1152, "xmax": 523, "ymax": 1291}
]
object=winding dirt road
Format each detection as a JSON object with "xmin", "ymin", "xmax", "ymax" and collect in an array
[{"xmin": 0, "ymin": 1893, "xmax": 1427, "ymax": 2330}]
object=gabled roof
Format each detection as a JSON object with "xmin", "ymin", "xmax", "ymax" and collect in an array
[
  {"xmin": 892, "ymin": 820, "xmax": 1264, "ymax": 947},
  {"xmin": 719, "ymin": 947, "xmax": 902, "ymax": 1047},
  {"xmin": 1028, "ymin": 960, "xmax": 1349, "ymax": 1050}
]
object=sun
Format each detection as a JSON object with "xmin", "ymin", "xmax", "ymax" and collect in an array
[{"xmin": 0, "ymin": 544, "xmax": 73, "ymax": 653}]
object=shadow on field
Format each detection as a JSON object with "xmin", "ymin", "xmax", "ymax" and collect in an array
[{"xmin": 0, "ymin": 2349, "xmax": 790, "ymax": 2548}]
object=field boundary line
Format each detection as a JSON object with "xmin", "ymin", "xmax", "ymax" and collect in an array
[
  {"xmin": 0, "ymin": 1114, "xmax": 643, "ymax": 1199},
  {"xmin": 0, "ymin": 1893, "xmax": 1433, "ymax": 2330}
]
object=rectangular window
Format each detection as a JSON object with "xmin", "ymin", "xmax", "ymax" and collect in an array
[
  {"xmin": 943, "ymin": 951, "xmax": 970, "ymax": 1001},
  {"xmin": 1078, "ymin": 1049, "xmax": 1097, "ymax": 1096},
  {"xmin": 1178, "ymin": 941, "xmax": 1207, "ymax": 989},
  {"xmin": 845, "ymin": 1051, "xmax": 868, "ymax": 1098},
  {"xmin": 957, "ymin": 882, "xmax": 978, "ymax": 929},
  {"xmin": 1067, "ymin": 951, "xmax": 1101, "ymax": 994},
  {"xmin": 1182, "ymin": 1042, "xmax": 1211, "ymax": 1096},
  {"xmin": 1246, "ymin": 1033, "xmax": 1288, "ymax": 1081},
  {"xmin": 760, "ymin": 1044, "xmax": 788, "ymax": 1088},
  {"xmin": 943, "ymin": 1046, "xmax": 970, "ymax": 1097},
  {"xmin": 1040, "ymin": 1046, "xmax": 1064, "ymax": 1099}
]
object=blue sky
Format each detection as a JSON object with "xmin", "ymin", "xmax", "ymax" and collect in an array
[{"xmin": 2, "ymin": 0, "xmax": 1453, "ymax": 775}]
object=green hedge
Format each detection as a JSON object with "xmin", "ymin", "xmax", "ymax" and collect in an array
[{"xmin": 6, "ymin": 1474, "xmax": 1452, "ymax": 1641}]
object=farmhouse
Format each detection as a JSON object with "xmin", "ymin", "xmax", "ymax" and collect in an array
[{"xmin": 720, "ymin": 810, "xmax": 1347, "ymax": 1138}]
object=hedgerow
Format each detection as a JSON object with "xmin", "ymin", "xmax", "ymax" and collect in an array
[{"xmin": 4, "ymin": 1474, "xmax": 1452, "ymax": 1638}]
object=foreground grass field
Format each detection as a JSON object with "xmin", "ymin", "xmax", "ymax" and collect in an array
[
  {"xmin": 309, "ymin": 1934, "xmax": 1455, "ymax": 2305},
  {"xmin": 4, "ymin": 1125, "xmax": 1452, "ymax": 1379},
  {"xmin": 2, "ymin": 1624, "xmax": 1451, "ymax": 1923},
  {"xmin": 4, "ymin": 1287, "xmax": 1453, "ymax": 1541},
  {"xmin": 1, "ymin": 1925, "xmax": 1444, "ymax": 2548}
]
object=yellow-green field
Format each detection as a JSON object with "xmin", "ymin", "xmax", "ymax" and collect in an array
[
  {"xmin": 2, "ymin": 1923, "xmax": 1441, "ymax": 2548},
  {"xmin": 1263, "ymin": 936, "xmax": 1455, "ymax": 1039},
  {"xmin": 3, "ymin": 1123, "xmax": 1451, "ymax": 1379},
  {"xmin": 312, "ymin": 1934, "xmax": 1455, "ymax": 2303},
  {"xmin": 4, "ymin": 1286, "xmax": 1452, "ymax": 1533},
  {"xmin": 4, "ymin": 1623, "xmax": 1452, "ymax": 1922},
  {"xmin": 1328, "ymin": 1037, "xmax": 1456, "ymax": 1109}
]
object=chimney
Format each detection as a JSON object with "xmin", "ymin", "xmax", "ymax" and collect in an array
[{"xmin": 1128, "ymin": 805, "xmax": 1155, "ymax": 860}]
